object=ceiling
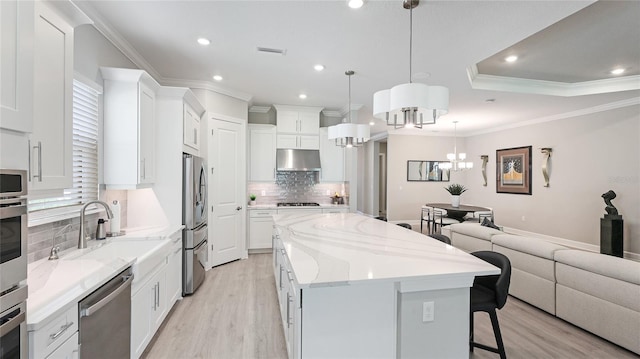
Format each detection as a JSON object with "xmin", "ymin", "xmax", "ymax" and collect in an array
[{"xmin": 73, "ymin": 0, "xmax": 640, "ymax": 136}]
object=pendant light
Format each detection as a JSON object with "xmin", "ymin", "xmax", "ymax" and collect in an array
[
  {"xmin": 440, "ymin": 121, "xmax": 473, "ymax": 171},
  {"xmin": 328, "ymin": 71, "xmax": 370, "ymax": 148},
  {"xmin": 372, "ymin": 0, "xmax": 449, "ymax": 129}
]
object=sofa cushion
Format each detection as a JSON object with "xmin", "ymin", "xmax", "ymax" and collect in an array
[
  {"xmin": 448, "ymin": 223, "xmax": 502, "ymax": 241},
  {"xmin": 554, "ymin": 250, "xmax": 640, "ymax": 285},
  {"xmin": 492, "ymin": 235, "xmax": 568, "ymax": 260},
  {"xmin": 493, "ymin": 244, "xmax": 557, "ymax": 282}
]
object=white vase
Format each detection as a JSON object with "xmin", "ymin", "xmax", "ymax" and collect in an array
[
  {"xmin": 451, "ymin": 195, "xmax": 460, "ymax": 207},
  {"xmin": 249, "ymin": 200, "xmax": 257, "ymax": 206}
]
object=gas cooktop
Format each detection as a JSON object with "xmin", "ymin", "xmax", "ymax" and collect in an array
[{"xmin": 277, "ymin": 202, "xmax": 320, "ymax": 207}]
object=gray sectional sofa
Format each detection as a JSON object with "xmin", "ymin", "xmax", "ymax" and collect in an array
[{"xmin": 441, "ymin": 223, "xmax": 640, "ymax": 355}]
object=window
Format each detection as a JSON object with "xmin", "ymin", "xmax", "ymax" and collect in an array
[{"xmin": 28, "ymin": 79, "xmax": 100, "ymax": 212}]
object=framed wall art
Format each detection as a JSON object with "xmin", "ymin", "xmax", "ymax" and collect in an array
[
  {"xmin": 407, "ymin": 160, "xmax": 450, "ymax": 182},
  {"xmin": 496, "ymin": 146, "xmax": 532, "ymax": 195}
]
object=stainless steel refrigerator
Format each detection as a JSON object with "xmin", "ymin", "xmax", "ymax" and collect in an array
[{"xmin": 182, "ymin": 153, "xmax": 208, "ymax": 295}]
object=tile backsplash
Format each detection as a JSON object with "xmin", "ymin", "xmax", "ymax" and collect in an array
[
  {"xmin": 27, "ymin": 190, "xmax": 128, "ymax": 263},
  {"xmin": 248, "ymin": 171, "xmax": 348, "ymax": 205}
]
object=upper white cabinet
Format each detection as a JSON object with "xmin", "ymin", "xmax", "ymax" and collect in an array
[
  {"xmin": 29, "ymin": 1, "xmax": 76, "ymax": 191},
  {"xmin": 319, "ymin": 127, "xmax": 345, "ymax": 182},
  {"xmin": 101, "ymin": 67, "xmax": 160, "ymax": 189},
  {"xmin": 0, "ymin": 0, "xmax": 34, "ymax": 133},
  {"xmin": 274, "ymin": 105, "xmax": 322, "ymax": 150},
  {"xmin": 248, "ymin": 124, "xmax": 276, "ymax": 182},
  {"xmin": 183, "ymin": 102, "xmax": 200, "ymax": 152}
]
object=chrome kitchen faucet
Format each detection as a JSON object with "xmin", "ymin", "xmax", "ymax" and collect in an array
[{"xmin": 78, "ymin": 200, "xmax": 113, "ymax": 249}]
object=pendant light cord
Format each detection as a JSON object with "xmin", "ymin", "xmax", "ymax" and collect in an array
[
  {"xmin": 348, "ymin": 72, "xmax": 352, "ymax": 123},
  {"xmin": 409, "ymin": 3, "xmax": 413, "ymax": 84}
]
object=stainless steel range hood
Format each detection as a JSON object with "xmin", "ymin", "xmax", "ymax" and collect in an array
[{"xmin": 276, "ymin": 149, "xmax": 321, "ymax": 171}]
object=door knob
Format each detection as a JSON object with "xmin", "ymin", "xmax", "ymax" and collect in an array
[{"xmin": 236, "ymin": 206, "xmax": 242, "ymax": 211}]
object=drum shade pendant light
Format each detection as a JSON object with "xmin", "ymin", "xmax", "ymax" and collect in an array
[
  {"xmin": 328, "ymin": 71, "xmax": 370, "ymax": 148},
  {"xmin": 373, "ymin": 0, "xmax": 449, "ymax": 129},
  {"xmin": 440, "ymin": 121, "xmax": 473, "ymax": 171}
]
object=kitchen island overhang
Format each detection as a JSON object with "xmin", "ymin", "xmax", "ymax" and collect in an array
[{"xmin": 272, "ymin": 212, "xmax": 500, "ymax": 359}]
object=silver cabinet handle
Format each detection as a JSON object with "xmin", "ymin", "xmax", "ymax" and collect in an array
[
  {"xmin": 286, "ymin": 292, "xmax": 291, "ymax": 328},
  {"xmin": 279, "ymin": 265, "xmax": 284, "ymax": 290},
  {"xmin": 49, "ymin": 322, "xmax": 74, "ymax": 341},
  {"xmin": 287, "ymin": 270, "xmax": 293, "ymax": 283},
  {"xmin": 152, "ymin": 284, "xmax": 157, "ymax": 310},
  {"xmin": 28, "ymin": 140, "xmax": 32, "ymax": 182},
  {"xmin": 156, "ymin": 282, "xmax": 160, "ymax": 308},
  {"xmin": 81, "ymin": 275, "xmax": 134, "ymax": 317},
  {"xmin": 31, "ymin": 141, "xmax": 42, "ymax": 181}
]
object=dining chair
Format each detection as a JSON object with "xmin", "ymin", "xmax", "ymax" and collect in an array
[
  {"xmin": 428, "ymin": 233, "xmax": 451, "ymax": 245},
  {"xmin": 397, "ymin": 223, "xmax": 412, "ymax": 230},
  {"xmin": 431, "ymin": 208, "xmax": 460, "ymax": 234},
  {"xmin": 465, "ymin": 207, "xmax": 494, "ymax": 223},
  {"xmin": 469, "ymin": 251, "xmax": 511, "ymax": 359}
]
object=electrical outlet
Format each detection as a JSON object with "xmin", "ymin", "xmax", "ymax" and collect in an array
[
  {"xmin": 326, "ymin": 189, "xmax": 331, "ymax": 195},
  {"xmin": 422, "ymin": 301, "xmax": 434, "ymax": 322},
  {"xmin": 261, "ymin": 190, "xmax": 266, "ymax": 196}
]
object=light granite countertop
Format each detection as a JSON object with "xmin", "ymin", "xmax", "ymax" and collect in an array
[
  {"xmin": 273, "ymin": 212, "xmax": 499, "ymax": 288},
  {"xmin": 26, "ymin": 225, "xmax": 182, "ymax": 331}
]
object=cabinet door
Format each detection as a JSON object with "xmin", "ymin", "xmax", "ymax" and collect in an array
[
  {"xmin": 0, "ymin": 0, "xmax": 33, "ymax": 133},
  {"xmin": 248, "ymin": 125, "xmax": 276, "ymax": 181},
  {"xmin": 277, "ymin": 134, "xmax": 298, "ymax": 149},
  {"xmin": 30, "ymin": 2, "xmax": 73, "ymax": 191},
  {"xmin": 138, "ymin": 82, "xmax": 155, "ymax": 184},
  {"xmin": 276, "ymin": 111, "xmax": 299, "ymax": 133},
  {"xmin": 319, "ymin": 128, "xmax": 344, "ymax": 182},
  {"xmin": 131, "ymin": 283, "xmax": 153, "ymax": 359},
  {"xmin": 167, "ymin": 242, "xmax": 182, "ymax": 306},
  {"xmin": 298, "ymin": 135, "xmax": 319, "ymax": 150},
  {"xmin": 249, "ymin": 217, "xmax": 274, "ymax": 249},
  {"xmin": 46, "ymin": 332, "xmax": 79, "ymax": 359},
  {"xmin": 183, "ymin": 103, "xmax": 200, "ymax": 151},
  {"xmin": 298, "ymin": 112, "xmax": 319, "ymax": 134}
]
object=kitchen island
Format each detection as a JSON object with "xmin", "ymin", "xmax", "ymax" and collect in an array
[{"xmin": 272, "ymin": 212, "xmax": 500, "ymax": 359}]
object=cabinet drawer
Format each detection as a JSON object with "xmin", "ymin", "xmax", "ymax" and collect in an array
[
  {"xmin": 250, "ymin": 209, "xmax": 277, "ymax": 218},
  {"xmin": 29, "ymin": 305, "xmax": 78, "ymax": 359}
]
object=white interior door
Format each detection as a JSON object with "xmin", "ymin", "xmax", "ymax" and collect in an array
[{"xmin": 208, "ymin": 117, "xmax": 246, "ymax": 267}]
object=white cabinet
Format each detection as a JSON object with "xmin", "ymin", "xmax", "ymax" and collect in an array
[
  {"xmin": 273, "ymin": 235, "xmax": 301, "ymax": 359},
  {"xmin": 277, "ymin": 208, "xmax": 322, "ymax": 216},
  {"xmin": 46, "ymin": 332, "xmax": 79, "ymax": 359},
  {"xmin": 248, "ymin": 124, "xmax": 276, "ymax": 181},
  {"xmin": 166, "ymin": 232, "xmax": 183, "ymax": 306},
  {"xmin": 29, "ymin": 2, "xmax": 74, "ymax": 191},
  {"xmin": 319, "ymin": 127, "xmax": 345, "ymax": 182},
  {"xmin": 183, "ymin": 102, "xmax": 200, "ymax": 152},
  {"xmin": 249, "ymin": 209, "xmax": 277, "ymax": 249},
  {"xmin": 28, "ymin": 305, "xmax": 78, "ymax": 359},
  {"xmin": 102, "ymin": 68, "xmax": 160, "ymax": 189},
  {"xmin": 0, "ymin": 0, "xmax": 34, "ymax": 133},
  {"xmin": 131, "ymin": 263, "xmax": 167, "ymax": 359},
  {"xmin": 274, "ymin": 105, "xmax": 322, "ymax": 150}
]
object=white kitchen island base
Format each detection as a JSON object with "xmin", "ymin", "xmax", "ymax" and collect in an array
[{"xmin": 272, "ymin": 213, "xmax": 499, "ymax": 359}]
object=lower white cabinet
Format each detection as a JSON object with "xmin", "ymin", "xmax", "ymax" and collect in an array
[
  {"xmin": 166, "ymin": 233, "xmax": 183, "ymax": 306},
  {"xmin": 273, "ymin": 235, "xmax": 301, "ymax": 359},
  {"xmin": 249, "ymin": 209, "xmax": 277, "ymax": 250},
  {"xmin": 28, "ymin": 305, "xmax": 78, "ymax": 359},
  {"xmin": 46, "ymin": 332, "xmax": 79, "ymax": 359}
]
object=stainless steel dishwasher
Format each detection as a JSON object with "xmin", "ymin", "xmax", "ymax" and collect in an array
[{"xmin": 79, "ymin": 267, "xmax": 133, "ymax": 359}]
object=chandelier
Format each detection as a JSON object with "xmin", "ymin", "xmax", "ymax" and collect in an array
[
  {"xmin": 440, "ymin": 121, "xmax": 473, "ymax": 171},
  {"xmin": 372, "ymin": 0, "xmax": 449, "ymax": 129},
  {"xmin": 328, "ymin": 71, "xmax": 370, "ymax": 147}
]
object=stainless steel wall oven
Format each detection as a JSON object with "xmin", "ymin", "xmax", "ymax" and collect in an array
[{"xmin": 0, "ymin": 169, "xmax": 28, "ymax": 359}]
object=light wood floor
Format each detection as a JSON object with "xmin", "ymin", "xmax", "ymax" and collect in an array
[{"xmin": 143, "ymin": 254, "xmax": 638, "ymax": 359}]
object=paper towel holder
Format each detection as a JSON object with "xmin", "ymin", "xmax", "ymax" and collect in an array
[{"xmin": 107, "ymin": 200, "xmax": 126, "ymax": 237}]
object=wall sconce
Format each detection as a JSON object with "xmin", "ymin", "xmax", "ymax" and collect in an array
[
  {"xmin": 541, "ymin": 148, "xmax": 552, "ymax": 187},
  {"xmin": 480, "ymin": 155, "xmax": 489, "ymax": 186}
]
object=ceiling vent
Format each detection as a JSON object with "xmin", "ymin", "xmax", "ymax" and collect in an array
[{"xmin": 257, "ymin": 47, "xmax": 287, "ymax": 55}]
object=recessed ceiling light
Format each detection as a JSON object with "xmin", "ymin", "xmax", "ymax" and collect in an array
[
  {"xmin": 505, "ymin": 55, "xmax": 518, "ymax": 63},
  {"xmin": 314, "ymin": 64, "xmax": 325, "ymax": 72},
  {"xmin": 369, "ymin": 121, "xmax": 375, "ymax": 126},
  {"xmin": 299, "ymin": 94, "xmax": 307, "ymax": 99},
  {"xmin": 348, "ymin": 0, "xmax": 364, "ymax": 9},
  {"xmin": 610, "ymin": 68, "xmax": 625, "ymax": 75},
  {"xmin": 197, "ymin": 38, "xmax": 210, "ymax": 46},
  {"xmin": 213, "ymin": 75, "xmax": 223, "ymax": 81}
]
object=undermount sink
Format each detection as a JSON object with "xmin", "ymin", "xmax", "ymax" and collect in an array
[{"xmin": 64, "ymin": 239, "xmax": 172, "ymax": 284}]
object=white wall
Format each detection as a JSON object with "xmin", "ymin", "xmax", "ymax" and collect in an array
[{"xmin": 382, "ymin": 103, "xmax": 639, "ymax": 255}]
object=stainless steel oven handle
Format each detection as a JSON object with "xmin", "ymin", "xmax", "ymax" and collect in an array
[
  {"xmin": 80, "ymin": 275, "xmax": 133, "ymax": 317},
  {"xmin": 49, "ymin": 322, "xmax": 73, "ymax": 340},
  {"xmin": 0, "ymin": 311, "xmax": 25, "ymax": 336},
  {"xmin": 28, "ymin": 140, "xmax": 32, "ymax": 181}
]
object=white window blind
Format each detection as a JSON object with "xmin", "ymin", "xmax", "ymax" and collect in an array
[{"xmin": 29, "ymin": 79, "xmax": 99, "ymax": 211}]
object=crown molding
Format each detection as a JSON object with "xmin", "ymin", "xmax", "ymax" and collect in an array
[
  {"xmin": 322, "ymin": 110, "xmax": 342, "ymax": 117},
  {"xmin": 469, "ymin": 97, "xmax": 640, "ymax": 137},
  {"xmin": 71, "ymin": 0, "xmax": 253, "ymax": 103},
  {"xmin": 467, "ymin": 65, "xmax": 640, "ymax": 97}
]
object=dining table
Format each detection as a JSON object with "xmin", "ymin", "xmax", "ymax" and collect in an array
[{"xmin": 425, "ymin": 203, "xmax": 491, "ymax": 222}]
